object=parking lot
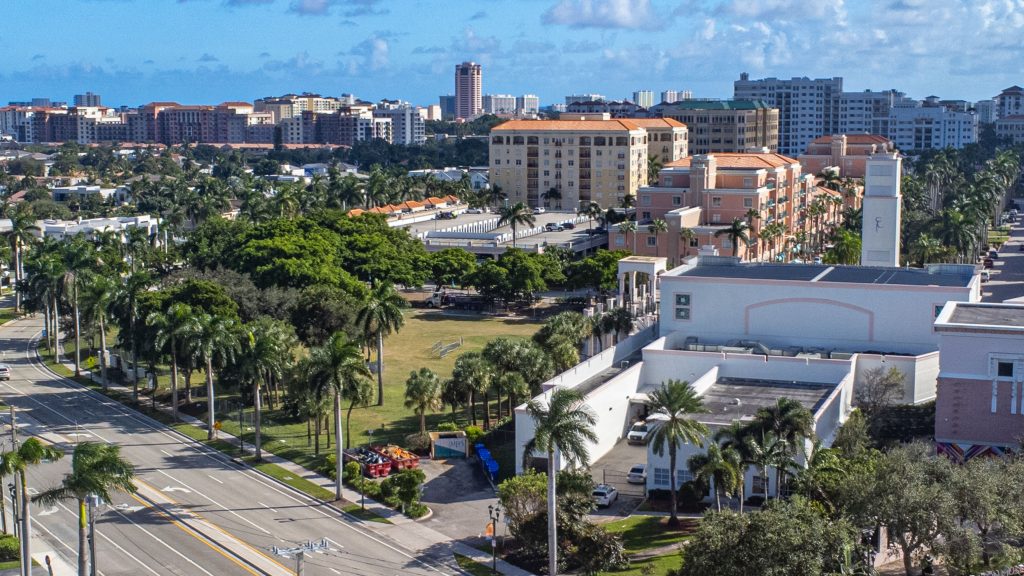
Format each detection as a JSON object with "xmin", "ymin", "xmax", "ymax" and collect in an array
[{"xmin": 589, "ymin": 438, "xmax": 648, "ymax": 517}]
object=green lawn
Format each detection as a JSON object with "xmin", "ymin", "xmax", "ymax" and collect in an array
[
  {"xmin": 598, "ymin": 552, "xmax": 683, "ymax": 576},
  {"xmin": 0, "ymin": 308, "xmax": 18, "ymax": 325},
  {"xmin": 603, "ymin": 515, "xmax": 697, "ymax": 554},
  {"xmin": 454, "ymin": 554, "xmax": 497, "ymax": 576}
]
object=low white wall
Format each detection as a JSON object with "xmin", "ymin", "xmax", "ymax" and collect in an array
[{"xmin": 853, "ymin": 352, "xmax": 940, "ymax": 404}]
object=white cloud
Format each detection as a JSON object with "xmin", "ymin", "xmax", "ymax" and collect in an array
[{"xmin": 542, "ymin": 0, "xmax": 665, "ymax": 30}]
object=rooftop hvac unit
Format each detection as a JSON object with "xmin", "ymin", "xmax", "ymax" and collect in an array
[{"xmin": 620, "ymin": 361, "xmax": 630, "ymax": 369}]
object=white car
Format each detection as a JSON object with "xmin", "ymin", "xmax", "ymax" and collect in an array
[
  {"xmin": 466, "ymin": 208, "xmax": 484, "ymax": 214},
  {"xmin": 533, "ymin": 207, "xmax": 546, "ymax": 214},
  {"xmin": 0, "ymin": 364, "xmax": 9, "ymax": 380},
  {"xmin": 627, "ymin": 464, "xmax": 646, "ymax": 484},
  {"xmin": 626, "ymin": 421, "xmax": 650, "ymax": 445},
  {"xmin": 592, "ymin": 484, "xmax": 619, "ymax": 507}
]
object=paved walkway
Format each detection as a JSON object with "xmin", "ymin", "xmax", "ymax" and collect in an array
[{"xmin": 44, "ymin": 351, "xmax": 534, "ymax": 576}]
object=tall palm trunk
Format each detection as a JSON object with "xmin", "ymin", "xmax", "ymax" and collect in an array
[
  {"xmin": 169, "ymin": 335, "xmax": 179, "ymax": 421},
  {"xmin": 253, "ymin": 378, "xmax": 262, "ymax": 460},
  {"xmin": 375, "ymin": 330, "xmax": 384, "ymax": 406},
  {"xmin": 466, "ymin": 391, "xmax": 476, "ymax": 426},
  {"xmin": 546, "ymin": 447, "xmax": 558, "ymax": 576},
  {"xmin": 19, "ymin": 469, "xmax": 30, "ymax": 576},
  {"xmin": 51, "ymin": 295, "xmax": 60, "ymax": 362},
  {"xmin": 346, "ymin": 400, "xmax": 357, "ymax": 449},
  {"xmin": 184, "ymin": 360, "xmax": 194, "ymax": 404},
  {"xmin": 668, "ymin": 440, "xmax": 680, "ymax": 527},
  {"xmin": 762, "ymin": 465, "xmax": 769, "ymax": 501},
  {"xmin": 98, "ymin": 314, "xmax": 108, "ymax": 385},
  {"xmin": 43, "ymin": 301, "xmax": 51, "ymax": 354},
  {"xmin": 77, "ymin": 498, "xmax": 88, "ymax": 576},
  {"xmin": 205, "ymin": 359, "xmax": 216, "ymax": 440},
  {"xmin": 131, "ymin": 315, "xmax": 140, "ymax": 402},
  {"xmin": 314, "ymin": 416, "xmax": 320, "ymax": 455},
  {"xmin": 73, "ymin": 284, "xmax": 81, "ymax": 377},
  {"xmin": 13, "ymin": 239, "xmax": 21, "ymax": 313},
  {"xmin": 334, "ymin": 394, "xmax": 344, "ymax": 501}
]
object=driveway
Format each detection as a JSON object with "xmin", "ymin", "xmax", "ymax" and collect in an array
[
  {"xmin": 419, "ymin": 457, "xmax": 501, "ymax": 541},
  {"xmin": 983, "ymin": 219, "xmax": 1024, "ymax": 303},
  {"xmin": 588, "ymin": 439, "xmax": 648, "ymax": 517}
]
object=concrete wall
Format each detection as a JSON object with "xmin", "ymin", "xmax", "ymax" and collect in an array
[
  {"xmin": 660, "ymin": 274, "xmax": 976, "ymax": 355},
  {"xmin": 853, "ymin": 352, "xmax": 940, "ymax": 404}
]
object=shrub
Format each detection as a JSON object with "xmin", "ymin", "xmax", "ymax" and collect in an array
[
  {"xmin": 406, "ymin": 502, "xmax": 429, "ymax": 519},
  {"xmin": 404, "ymin": 432, "xmax": 431, "ymax": 454},
  {"xmin": 319, "ymin": 454, "xmax": 337, "ymax": 480},
  {"xmin": 0, "ymin": 535, "xmax": 19, "ymax": 561},
  {"xmin": 464, "ymin": 425, "xmax": 485, "ymax": 444},
  {"xmin": 343, "ymin": 461, "xmax": 361, "ymax": 485},
  {"xmin": 436, "ymin": 422, "xmax": 459, "ymax": 432}
]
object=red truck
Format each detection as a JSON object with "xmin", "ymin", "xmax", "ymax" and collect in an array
[{"xmin": 371, "ymin": 444, "xmax": 421, "ymax": 471}]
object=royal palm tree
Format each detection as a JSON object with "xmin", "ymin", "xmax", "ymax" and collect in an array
[
  {"xmin": 62, "ymin": 237, "xmax": 101, "ymax": 378},
  {"xmin": 0, "ymin": 438, "xmax": 64, "ymax": 575},
  {"xmin": 911, "ymin": 233, "xmax": 946, "ymax": 267},
  {"xmin": 678, "ymin": 227, "xmax": 696, "ymax": 260},
  {"xmin": 744, "ymin": 431, "xmax": 791, "ymax": 500},
  {"xmin": 823, "ymin": 229, "xmax": 861, "ymax": 265},
  {"xmin": 26, "ymin": 251, "xmax": 64, "ymax": 357},
  {"xmin": 523, "ymin": 388, "xmax": 598, "ymax": 576},
  {"xmin": 193, "ymin": 314, "xmax": 239, "ymax": 440},
  {"xmin": 357, "ymin": 282, "xmax": 407, "ymax": 406},
  {"xmin": 110, "ymin": 270, "xmax": 152, "ymax": 402},
  {"xmin": 688, "ymin": 443, "xmax": 743, "ymax": 512},
  {"xmin": 486, "ymin": 184, "xmax": 507, "ymax": 210},
  {"xmin": 647, "ymin": 219, "xmax": 668, "ymax": 257},
  {"xmin": 81, "ymin": 272, "xmax": 116, "ymax": 384},
  {"xmin": 935, "ymin": 208, "xmax": 976, "ymax": 263},
  {"xmin": 235, "ymin": 318, "xmax": 294, "ymax": 460},
  {"xmin": 33, "ymin": 442, "xmax": 135, "ymax": 576},
  {"xmin": 5, "ymin": 204, "xmax": 39, "ymax": 312},
  {"xmin": 404, "ymin": 368, "xmax": 443, "ymax": 436},
  {"xmin": 646, "ymin": 380, "xmax": 708, "ymax": 526},
  {"xmin": 497, "ymin": 202, "xmax": 536, "ymax": 248},
  {"xmin": 147, "ymin": 303, "xmax": 198, "ymax": 421},
  {"xmin": 578, "ymin": 202, "xmax": 602, "ymax": 237},
  {"xmin": 311, "ymin": 332, "xmax": 372, "ymax": 499},
  {"xmin": 714, "ymin": 218, "xmax": 750, "ymax": 258},
  {"xmin": 619, "ymin": 220, "xmax": 637, "ymax": 254}
]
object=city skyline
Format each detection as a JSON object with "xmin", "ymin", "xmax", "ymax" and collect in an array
[{"xmin": 2, "ymin": 0, "xmax": 1022, "ymax": 108}]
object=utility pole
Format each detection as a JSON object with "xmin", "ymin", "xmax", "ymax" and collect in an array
[
  {"xmin": 87, "ymin": 495, "xmax": 102, "ymax": 576},
  {"xmin": 272, "ymin": 538, "xmax": 328, "ymax": 576},
  {"xmin": 11, "ymin": 407, "xmax": 28, "ymax": 576}
]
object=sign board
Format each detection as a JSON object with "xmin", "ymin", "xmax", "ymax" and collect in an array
[{"xmin": 429, "ymin": 431, "xmax": 468, "ymax": 459}]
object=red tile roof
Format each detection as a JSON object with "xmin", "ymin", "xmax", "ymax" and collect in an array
[{"xmin": 665, "ymin": 152, "xmax": 798, "ymax": 170}]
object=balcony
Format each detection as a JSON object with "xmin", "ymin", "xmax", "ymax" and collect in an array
[{"xmin": 580, "ymin": 149, "xmax": 591, "ymax": 158}]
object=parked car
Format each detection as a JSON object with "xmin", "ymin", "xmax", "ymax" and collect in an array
[
  {"xmin": 0, "ymin": 364, "xmax": 9, "ymax": 381},
  {"xmin": 466, "ymin": 208, "xmax": 484, "ymax": 214},
  {"xmin": 562, "ymin": 221, "xmax": 576, "ymax": 229},
  {"xmin": 983, "ymin": 258, "xmax": 994, "ymax": 269},
  {"xmin": 626, "ymin": 421, "xmax": 651, "ymax": 445},
  {"xmin": 627, "ymin": 464, "xmax": 647, "ymax": 484},
  {"xmin": 981, "ymin": 270, "xmax": 991, "ymax": 283},
  {"xmin": 592, "ymin": 484, "xmax": 619, "ymax": 507},
  {"xmin": 989, "ymin": 250, "xmax": 999, "ymax": 259},
  {"xmin": 533, "ymin": 207, "xmax": 546, "ymax": 214},
  {"xmin": 544, "ymin": 223, "xmax": 565, "ymax": 232}
]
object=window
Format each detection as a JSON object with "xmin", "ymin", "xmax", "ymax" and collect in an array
[
  {"xmin": 642, "ymin": 195, "xmax": 652, "ymax": 206},
  {"xmin": 934, "ymin": 305, "xmax": 944, "ymax": 318},
  {"xmin": 744, "ymin": 197, "xmax": 753, "ymax": 208},
  {"xmin": 665, "ymin": 176, "xmax": 673, "ymax": 186},
  {"xmin": 647, "ymin": 236, "xmax": 657, "ymax": 247},
  {"xmin": 615, "ymin": 236, "xmax": 625, "ymax": 247},
  {"xmin": 712, "ymin": 213, "xmax": 721, "ymax": 223},
  {"xmin": 642, "ymin": 211, "xmax": 651, "ymax": 220},
  {"xmin": 712, "ymin": 196, "xmax": 722, "ymax": 207},
  {"xmin": 674, "ymin": 294, "xmax": 690, "ymax": 320},
  {"xmin": 653, "ymin": 468, "xmax": 669, "ymax": 486},
  {"xmin": 997, "ymin": 362, "xmax": 1014, "ymax": 378},
  {"xmin": 672, "ymin": 196, "xmax": 682, "ymax": 206}
]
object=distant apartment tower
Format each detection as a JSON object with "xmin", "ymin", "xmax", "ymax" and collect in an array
[
  {"xmin": 374, "ymin": 100, "xmax": 426, "ymax": 145},
  {"xmin": 995, "ymin": 86, "xmax": 1024, "ymax": 120},
  {"xmin": 975, "ymin": 99, "xmax": 996, "ymax": 124},
  {"xmin": 488, "ymin": 118, "xmax": 687, "ymax": 210},
  {"xmin": 73, "ymin": 92, "xmax": 101, "ymax": 107},
  {"xmin": 632, "ymin": 90, "xmax": 654, "ymax": 108},
  {"xmin": 661, "ymin": 90, "xmax": 679, "ymax": 105},
  {"xmin": 650, "ymin": 99, "xmax": 779, "ymax": 154},
  {"xmin": 838, "ymin": 90, "xmax": 908, "ymax": 135},
  {"xmin": 887, "ymin": 97, "xmax": 978, "ymax": 151},
  {"xmin": 482, "ymin": 94, "xmax": 517, "ymax": 115},
  {"xmin": 517, "ymin": 95, "xmax": 540, "ymax": 115},
  {"xmin": 734, "ymin": 73, "xmax": 843, "ymax": 156},
  {"xmin": 994, "ymin": 116, "xmax": 1024, "ymax": 145},
  {"xmin": 565, "ymin": 94, "xmax": 604, "ymax": 105},
  {"xmin": 455, "ymin": 62, "xmax": 482, "ymax": 120},
  {"xmin": 439, "ymin": 95, "xmax": 457, "ymax": 121}
]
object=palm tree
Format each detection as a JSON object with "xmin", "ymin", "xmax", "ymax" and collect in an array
[
  {"xmin": 193, "ymin": 314, "xmax": 239, "ymax": 440},
  {"xmin": 25, "ymin": 251, "xmax": 65, "ymax": 358},
  {"xmin": 678, "ymin": 227, "xmax": 696, "ymax": 260},
  {"xmin": 714, "ymin": 218, "xmax": 750, "ymax": 258},
  {"xmin": 523, "ymin": 388, "xmax": 598, "ymax": 576},
  {"xmin": 0, "ymin": 438, "xmax": 64, "ymax": 575},
  {"xmin": 646, "ymin": 380, "xmax": 708, "ymax": 527},
  {"xmin": 33, "ymin": 442, "xmax": 135, "ymax": 576},
  {"xmin": 357, "ymin": 282, "xmax": 407, "ymax": 407},
  {"xmin": 61, "ymin": 237, "xmax": 100, "ymax": 378},
  {"xmin": 541, "ymin": 187, "xmax": 562, "ymax": 210},
  {"xmin": 910, "ymin": 233, "xmax": 946, "ymax": 267},
  {"xmin": 744, "ymin": 431, "xmax": 790, "ymax": 500},
  {"xmin": 647, "ymin": 219, "xmax": 668, "ymax": 257},
  {"xmin": 81, "ymin": 272, "xmax": 116, "ymax": 385},
  {"xmin": 404, "ymin": 368, "xmax": 443, "ymax": 436},
  {"xmin": 578, "ymin": 202, "xmax": 602, "ymax": 237},
  {"xmin": 688, "ymin": 443, "xmax": 742, "ymax": 512},
  {"xmin": 110, "ymin": 271, "xmax": 152, "ymax": 402},
  {"xmin": 497, "ymin": 202, "xmax": 536, "ymax": 248},
  {"xmin": 619, "ymin": 220, "xmax": 637, "ymax": 254},
  {"xmin": 450, "ymin": 352, "xmax": 492, "ymax": 426},
  {"xmin": 935, "ymin": 208, "xmax": 976, "ymax": 263},
  {"xmin": 823, "ymin": 229, "xmax": 861, "ymax": 265},
  {"xmin": 147, "ymin": 303, "xmax": 198, "ymax": 421},
  {"xmin": 310, "ymin": 332, "xmax": 372, "ymax": 499},
  {"xmin": 752, "ymin": 397, "xmax": 816, "ymax": 448},
  {"xmin": 5, "ymin": 204, "xmax": 39, "ymax": 312},
  {"xmin": 235, "ymin": 318, "xmax": 294, "ymax": 460},
  {"xmin": 647, "ymin": 155, "xmax": 663, "ymax": 184},
  {"xmin": 486, "ymin": 184, "xmax": 507, "ymax": 210}
]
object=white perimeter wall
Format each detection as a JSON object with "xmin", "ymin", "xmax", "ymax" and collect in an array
[{"xmin": 659, "ymin": 274, "xmax": 977, "ymax": 355}]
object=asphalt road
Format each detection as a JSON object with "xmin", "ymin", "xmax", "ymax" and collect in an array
[
  {"xmin": 982, "ymin": 219, "xmax": 1024, "ymax": 303},
  {"xmin": 0, "ymin": 315, "xmax": 457, "ymax": 576}
]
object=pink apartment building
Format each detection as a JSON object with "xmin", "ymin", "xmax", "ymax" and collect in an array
[
  {"xmin": 798, "ymin": 134, "xmax": 896, "ymax": 179},
  {"xmin": 611, "ymin": 152, "xmax": 838, "ymax": 265}
]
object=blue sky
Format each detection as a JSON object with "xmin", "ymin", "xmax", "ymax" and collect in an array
[{"xmin": 3, "ymin": 0, "xmax": 1022, "ymax": 108}]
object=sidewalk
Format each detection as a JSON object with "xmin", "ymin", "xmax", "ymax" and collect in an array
[{"xmin": 46, "ymin": 354, "xmax": 536, "ymax": 576}]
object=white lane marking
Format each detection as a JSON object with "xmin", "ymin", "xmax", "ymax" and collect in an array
[
  {"xmin": 38, "ymin": 506, "xmax": 59, "ymax": 517},
  {"xmin": 330, "ymin": 569, "xmax": 341, "ymax": 575},
  {"xmin": 162, "ymin": 486, "xmax": 191, "ymax": 494},
  {"xmin": 107, "ymin": 505, "xmax": 218, "ymax": 576},
  {"xmin": 258, "ymin": 502, "xmax": 278, "ymax": 513},
  {"xmin": 19, "ymin": 329, "xmax": 450, "ymax": 575},
  {"xmin": 207, "ymin": 475, "xmax": 224, "ymax": 485},
  {"xmin": 160, "ymin": 449, "xmax": 173, "ymax": 457},
  {"xmin": 48, "ymin": 500, "xmax": 155, "ymax": 576},
  {"xmin": 157, "ymin": 470, "xmax": 271, "ymax": 536}
]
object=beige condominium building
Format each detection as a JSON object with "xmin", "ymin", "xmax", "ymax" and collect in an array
[
  {"xmin": 489, "ymin": 117, "xmax": 687, "ymax": 210},
  {"xmin": 650, "ymin": 99, "xmax": 779, "ymax": 155}
]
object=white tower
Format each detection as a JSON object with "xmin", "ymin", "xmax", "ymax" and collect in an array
[{"xmin": 860, "ymin": 153, "xmax": 902, "ymax": 267}]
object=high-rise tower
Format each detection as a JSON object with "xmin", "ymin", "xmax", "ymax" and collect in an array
[
  {"xmin": 455, "ymin": 62, "xmax": 482, "ymax": 120},
  {"xmin": 860, "ymin": 153, "xmax": 902, "ymax": 267}
]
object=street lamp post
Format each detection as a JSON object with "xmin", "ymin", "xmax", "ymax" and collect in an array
[
  {"xmin": 7, "ymin": 484, "xmax": 17, "ymax": 539},
  {"xmin": 488, "ymin": 504, "xmax": 501, "ymax": 574},
  {"xmin": 87, "ymin": 494, "xmax": 103, "ymax": 576}
]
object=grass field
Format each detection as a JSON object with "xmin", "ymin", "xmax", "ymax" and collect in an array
[
  {"xmin": 602, "ymin": 515, "xmax": 697, "ymax": 554},
  {"xmin": 50, "ymin": 309, "xmax": 540, "ymax": 473},
  {"xmin": 597, "ymin": 552, "xmax": 683, "ymax": 576}
]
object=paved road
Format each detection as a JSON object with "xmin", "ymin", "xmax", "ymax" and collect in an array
[
  {"xmin": 983, "ymin": 219, "xmax": 1024, "ymax": 303},
  {"xmin": 0, "ymin": 316, "xmax": 457, "ymax": 576}
]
